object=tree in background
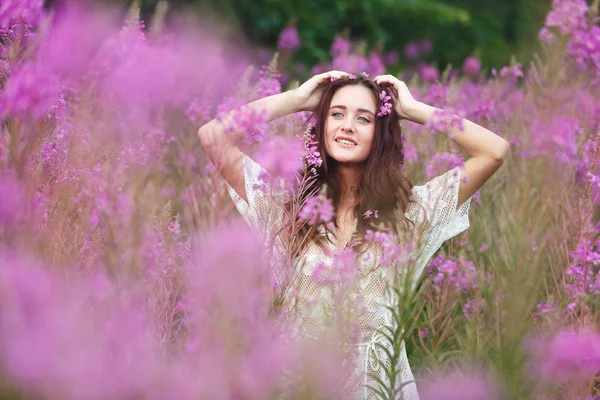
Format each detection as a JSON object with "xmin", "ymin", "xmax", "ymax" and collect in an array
[{"xmin": 109, "ymin": 0, "xmax": 552, "ymax": 75}]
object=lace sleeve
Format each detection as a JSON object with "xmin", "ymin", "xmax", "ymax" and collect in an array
[
  {"xmin": 226, "ymin": 152, "xmax": 287, "ymax": 238},
  {"xmin": 405, "ymin": 166, "xmax": 472, "ymax": 284}
]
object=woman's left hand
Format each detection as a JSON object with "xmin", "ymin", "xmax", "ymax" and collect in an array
[{"xmin": 374, "ymin": 75, "xmax": 420, "ymax": 121}]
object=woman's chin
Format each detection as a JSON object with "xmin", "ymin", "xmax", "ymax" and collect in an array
[{"xmin": 329, "ymin": 150, "xmax": 368, "ymax": 164}]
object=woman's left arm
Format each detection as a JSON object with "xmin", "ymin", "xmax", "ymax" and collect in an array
[{"xmin": 374, "ymin": 75, "xmax": 510, "ymax": 207}]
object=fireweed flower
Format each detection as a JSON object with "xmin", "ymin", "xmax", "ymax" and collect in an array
[
  {"xmin": 186, "ymin": 97, "xmax": 214, "ymax": 125},
  {"xmin": 332, "ymin": 54, "xmax": 368, "ymax": 75},
  {"xmin": 363, "ymin": 210, "xmax": 379, "ymax": 220},
  {"xmin": 312, "ymin": 248, "xmax": 359, "ymax": 287},
  {"xmin": 462, "ymin": 56, "xmax": 482, "ymax": 76},
  {"xmin": 425, "ymin": 152, "xmax": 464, "ymax": 179},
  {"xmin": 368, "ymin": 51, "xmax": 385, "ymax": 77},
  {"xmin": 499, "ymin": 64, "xmax": 524, "ymax": 79},
  {"xmin": 525, "ymin": 329, "xmax": 600, "ymax": 385},
  {"xmin": 538, "ymin": 27, "xmax": 555, "ymax": 43},
  {"xmin": 364, "ymin": 229, "xmax": 411, "ymax": 268},
  {"xmin": 38, "ymin": 4, "xmax": 119, "ymax": 80},
  {"xmin": 255, "ymin": 137, "xmax": 303, "ymax": 183},
  {"xmin": 330, "ymin": 35, "xmax": 351, "ymax": 57},
  {"xmin": 567, "ymin": 25, "xmax": 600, "ymax": 74},
  {"xmin": 0, "ymin": 61, "xmax": 62, "ymax": 119},
  {"xmin": 403, "ymin": 144, "xmax": 419, "ymax": 163},
  {"xmin": 420, "ymin": 370, "xmax": 502, "ymax": 400},
  {"xmin": 427, "ymin": 255, "xmax": 481, "ymax": 292},
  {"xmin": 463, "ymin": 297, "xmax": 485, "ymax": 319},
  {"xmin": 424, "ymin": 109, "xmax": 465, "ymax": 136},
  {"xmin": 404, "ymin": 41, "xmax": 421, "ymax": 60},
  {"xmin": 419, "ymin": 39, "xmax": 433, "ymax": 54},
  {"xmin": 0, "ymin": 173, "xmax": 24, "ymax": 228},
  {"xmin": 564, "ymin": 238, "xmax": 600, "ymax": 299},
  {"xmin": 298, "ymin": 195, "xmax": 334, "ymax": 225},
  {"xmin": 220, "ymin": 106, "xmax": 269, "ymax": 145},
  {"xmin": 544, "ymin": 0, "xmax": 589, "ymax": 36},
  {"xmin": 587, "ymin": 172, "xmax": 600, "ymax": 189},
  {"xmin": 471, "ymin": 98, "xmax": 498, "ymax": 122},
  {"xmin": 303, "ymin": 122, "xmax": 322, "ymax": 174},
  {"xmin": 258, "ymin": 66, "xmax": 282, "ymax": 98},
  {"xmin": 419, "ymin": 63, "xmax": 439, "ymax": 82},
  {"xmin": 534, "ymin": 301, "xmax": 557, "ymax": 316},
  {"xmin": 0, "ymin": 0, "xmax": 44, "ymax": 27},
  {"xmin": 377, "ymin": 90, "xmax": 393, "ymax": 117},
  {"xmin": 277, "ymin": 25, "xmax": 301, "ymax": 52},
  {"xmin": 384, "ymin": 50, "xmax": 399, "ymax": 65}
]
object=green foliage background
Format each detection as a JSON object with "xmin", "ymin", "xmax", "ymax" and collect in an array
[{"xmin": 122, "ymin": 0, "xmax": 552, "ymax": 71}]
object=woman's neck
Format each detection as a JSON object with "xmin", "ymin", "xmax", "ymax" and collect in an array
[{"xmin": 337, "ymin": 163, "xmax": 362, "ymax": 208}]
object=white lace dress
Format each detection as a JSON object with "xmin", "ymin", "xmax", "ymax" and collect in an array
[{"xmin": 226, "ymin": 153, "xmax": 471, "ymax": 400}]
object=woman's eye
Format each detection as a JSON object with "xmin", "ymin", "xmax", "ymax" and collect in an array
[
  {"xmin": 359, "ymin": 116, "xmax": 371, "ymax": 123},
  {"xmin": 332, "ymin": 112, "xmax": 343, "ymax": 117}
]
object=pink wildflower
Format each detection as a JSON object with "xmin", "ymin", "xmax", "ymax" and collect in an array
[
  {"xmin": 377, "ymin": 90, "xmax": 393, "ymax": 117},
  {"xmin": 330, "ymin": 35, "xmax": 351, "ymax": 57},
  {"xmin": 499, "ymin": 64, "xmax": 524, "ymax": 79},
  {"xmin": 277, "ymin": 24, "xmax": 301, "ymax": 51},
  {"xmin": 0, "ymin": 61, "xmax": 61, "ymax": 119},
  {"xmin": 0, "ymin": 0, "xmax": 44, "ymax": 27},
  {"xmin": 424, "ymin": 109, "xmax": 465, "ymax": 135},
  {"xmin": 526, "ymin": 329, "xmax": 600, "ymax": 385},
  {"xmin": 462, "ymin": 56, "xmax": 482, "ymax": 76},
  {"xmin": 419, "ymin": 63, "xmax": 439, "ymax": 82},
  {"xmin": 404, "ymin": 42, "xmax": 421, "ymax": 60},
  {"xmin": 425, "ymin": 152, "xmax": 464, "ymax": 179},
  {"xmin": 255, "ymin": 137, "xmax": 303, "ymax": 182},
  {"xmin": 421, "ymin": 370, "xmax": 501, "ymax": 400},
  {"xmin": 298, "ymin": 195, "xmax": 334, "ymax": 225},
  {"xmin": 544, "ymin": 0, "xmax": 589, "ymax": 36}
]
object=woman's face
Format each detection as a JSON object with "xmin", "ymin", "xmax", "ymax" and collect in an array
[{"xmin": 324, "ymin": 84, "xmax": 377, "ymax": 164}]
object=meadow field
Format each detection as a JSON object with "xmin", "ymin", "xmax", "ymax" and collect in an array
[{"xmin": 1, "ymin": 0, "xmax": 600, "ymax": 398}]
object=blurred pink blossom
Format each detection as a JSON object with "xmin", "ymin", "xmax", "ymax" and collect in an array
[
  {"xmin": 330, "ymin": 35, "xmax": 351, "ymax": 57},
  {"xmin": 419, "ymin": 63, "xmax": 439, "ymax": 82},
  {"xmin": 255, "ymin": 136, "xmax": 304, "ymax": 182},
  {"xmin": 298, "ymin": 194, "xmax": 334, "ymax": 225},
  {"xmin": 544, "ymin": 0, "xmax": 589, "ymax": 36},
  {"xmin": 419, "ymin": 39, "xmax": 433, "ymax": 54},
  {"xmin": 421, "ymin": 370, "xmax": 501, "ymax": 400},
  {"xmin": 424, "ymin": 110, "xmax": 465, "ymax": 137},
  {"xmin": 0, "ymin": 0, "xmax": 44, "ymax": 27},
  {"xmin": 0, "ymin": 61, "xmax": 61, "ymax": 119},
  {"xmin": 526, "ymin": 329, "xmax": 600, "ymax": 385},
  {"xmin": 462, "ymin": 56, "xmax": 482, "ymax": 76},
  {"xmin": 567, "ymin": 25, "xmax": 600, "ymax": 74},
  {"xmin": 404, "ymin": 41, "xmax": 421, "ymax": 60},
  {"xmin": 499, "ymin": 64, "xmax": 524, "ymax": 79},
  {"xmin": 277, "ymin": 24, "xmax": 301, "ymax": 51},
  {"xmin": 40, "ymin": 3, "xmax": 120, "ymax": 80}
]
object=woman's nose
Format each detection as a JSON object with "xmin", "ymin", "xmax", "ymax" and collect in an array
[{"xmin": 342, "ymin": 118, "xmax": 355, "ymax": 132}]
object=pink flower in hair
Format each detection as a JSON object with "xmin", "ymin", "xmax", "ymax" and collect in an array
[{"xmin": 377, "ymin": 90, "xmax": 392, "ymax": 117}]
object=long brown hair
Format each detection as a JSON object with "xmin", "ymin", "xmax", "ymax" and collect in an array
[{"xmin": 289, "ymin": 74, "xmax": 414, "ymax": 256}]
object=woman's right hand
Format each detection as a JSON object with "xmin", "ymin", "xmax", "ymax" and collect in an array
[{"xmin": 293, "ymin": 70, "xmax": 349, "ymax": 112}]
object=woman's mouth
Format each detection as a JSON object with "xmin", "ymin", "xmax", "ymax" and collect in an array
[{"xmin": 335, "ymin": 138, "xmax": 357, "ymax": 146}]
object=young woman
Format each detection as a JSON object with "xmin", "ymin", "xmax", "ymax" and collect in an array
[{"xmin": 198, "ymin": 70, "xmax": 509, "ymax": 399}]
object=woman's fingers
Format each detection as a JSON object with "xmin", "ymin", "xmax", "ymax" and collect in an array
[
  {"xmin": 374, "ymin": 74, "xmax": 402, "ymax": 88},
  {"xmin": 317, "ymin": 70, "xmax": 349, "ymax": 84}
]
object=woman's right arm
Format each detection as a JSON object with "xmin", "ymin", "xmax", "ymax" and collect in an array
[
  {"xmin": 197, "ymin": 70, "xmax": 348, "ymax": 202},
  {"xmin": 197, "ymin": 91, "xmax": 300, "ymax": 202}
]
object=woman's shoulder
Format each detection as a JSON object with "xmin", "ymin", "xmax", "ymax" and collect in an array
[{"xmin": 404, "ymin": 166, "xmax": 464, "ymax": 222}]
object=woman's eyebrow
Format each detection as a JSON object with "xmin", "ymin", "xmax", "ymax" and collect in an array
[{"xmin": 330, "ymin": 105, "xmax": 375, "ymax": 117}]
